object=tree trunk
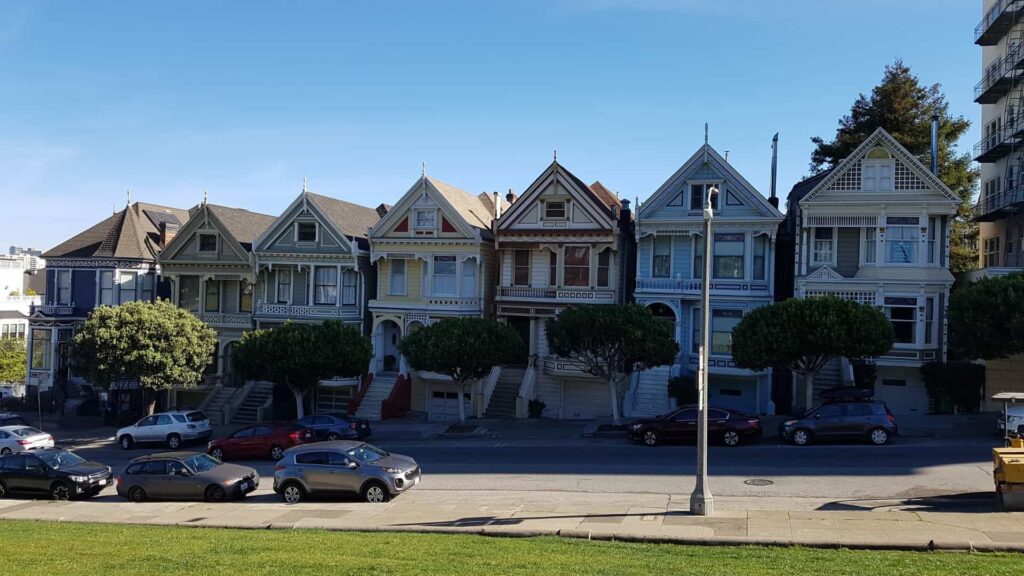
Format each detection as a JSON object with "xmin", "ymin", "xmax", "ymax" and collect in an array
[
  {"xmin": 144, "ymin": 387, "xmax": 156, "ymax": 416},
  {"xmin": 457, "ymin": 381, "xmax": 467, "ymax": 423},
  {"xmin": 803, "ymin": 372, "xmax": 816, "ymax": 413},
  {"xmin": 608, "ymin": 375, "xmax": 621, "ymax": 426},
  {"xmin": 292, "ymin": 388, "xmax": 306, "ymax": 420}
]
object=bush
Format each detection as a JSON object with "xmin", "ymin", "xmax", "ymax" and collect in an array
[
  {"xmin": 850, "ymin": 359, "xmax": 877, "ymax": 390},
  {"xmin": 667, "ymin": 375, "xmax": 697, "ymax": 406},
  {"xmin": 527, "ymin": 398, "xmax": 546, "ymax": 418},
  {"xmin": 921, "ymin": 361, "xmax": 985, "ymax": 414}
]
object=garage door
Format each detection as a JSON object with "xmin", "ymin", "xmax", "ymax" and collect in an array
[
  {"xmin": 563, "ymin": 380, "xmax": 609, "ymax": 420},
  {"xmin": 429, "ymin": 390, "xmax": 472, "ymax": 422},
  {"xmin": 709, "ymin": 377, "xmax": 755, "ymax": 414}
]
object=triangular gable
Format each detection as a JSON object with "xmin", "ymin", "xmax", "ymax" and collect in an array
[
  {"xmin": 639, "ymin": 144, "xmax": 783, "ymax": 220},
  {"xmin": 801, "ymin": 128, "xmax": 960, "ymax": 205},
  {"xmin": 496, "ymin": 161, "xmax": 615, "ymax": 231},
  {"xmin": 254, "ymin": 192, "xmax": 356, "ymax": 254},
  {"xmin": 369, "ymin": 176, "xmax": 479, "ymax": 240},
  {"xmin": 160, "ymin": 204, "xmax": 250, "ymax": 263}
]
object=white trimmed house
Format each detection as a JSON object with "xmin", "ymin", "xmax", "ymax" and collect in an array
[
  {"xmin": 631, "ymin": 143, "xmax": 783, "ymax": 417},
  {"xmin": 787, "ymin": 128, "xmax": 960, "ymax": 415}
]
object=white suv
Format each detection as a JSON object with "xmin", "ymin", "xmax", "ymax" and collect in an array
[{"xmin": 116, "ymin": 411, "xmax": 212, "ymax": 450}]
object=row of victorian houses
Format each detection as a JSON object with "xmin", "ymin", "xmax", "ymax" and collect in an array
[{"xmin": 25, "ymin": 127, "xmax": 961, "ymax": 423}]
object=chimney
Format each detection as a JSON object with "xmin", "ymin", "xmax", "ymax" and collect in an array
[
  {"xmin": 506, "ymin": 188, "xmax": 516, "ymax": 204},
  {"xmin": 160, "ymin": 221, "xmax": 180, "ymax": 248},
  {"xmin": 930, "ymin": 114, "xmax": 940, "ymax": 176},
  {"xmin": 619, "ymin": 198, "xmax": 631, "ymax": 221},
  {"xmin": 375, "ymin": 203, "xmax": 390, "ymax": 218},
  {"xmin": 769, "ymin": 132, "xmax": 780, "ymax": 209},
  {"xmin": 493, "ymin": 191, "xmax": 502, "ymax": 219}
]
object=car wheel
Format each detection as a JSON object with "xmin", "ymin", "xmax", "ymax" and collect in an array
[
  {"xmin": 722, "ymin": 430, "xmax": 741, "ymax": 447},
  {"xmin": 127, "ymin": 486, "xmax": 147, "ymax": 502},
  {"xmin": 792, "ymin": 429, "xmax": 811, "ymax": 446},
  {"xmin": 642, "ymin": 430, "xmax": 659, "ymax": 447},
  {"xmin": 119, "ymin": 435, "xmax": 134, "ymax": 450},
  {"xmin": 362, "ymin": 482, "xmax": 390, "ymax": 503},
  {"xmin": 868, "ymin": 427, "xmax": 889, "ymax": 446},
  {"xmin": 270, "ymin": 445, "xmax": 285, "ymax": 460},
  {"xmin": 0, "ymin": 447, "xmax": 11, "ymax": 456},
  {"xmin": 205, "ymin": 485, "xmax": 228, "ymax": 502},
  {"xmin": 51, "ymin": 482, "xmax": 71, "ymax": 501},
  {"xmin": 210, "ymin": 447, "xmax": 225, "ymax": 461},
  {"xmin": 281, "ymin": 483, "xmax": 305, "ymax": 504},
  {"xmin": 327, "ymin": 432, "xmax": 340, "ymax": 441},
  {"xmin": 166, "ymin": 433, "xmax": 182, "ymax": 449}
]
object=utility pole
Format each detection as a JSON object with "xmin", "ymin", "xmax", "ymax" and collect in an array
[{"xmin": 690, "ymin": 184, "xmax": 718, "ymax": 516}]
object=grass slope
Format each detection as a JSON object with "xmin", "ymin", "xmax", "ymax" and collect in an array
[{"xmin": 1, "ymin": 520, "xmax": 1020, "ymax": 576}]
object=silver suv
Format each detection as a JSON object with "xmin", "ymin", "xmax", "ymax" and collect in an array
[
  {"xmin": 273, "ymin": 441, "xmax": 420, "ymax": 504},
  {"xmin": 116, "ymin": 411, "xmax": 212, "ymax": 450}
]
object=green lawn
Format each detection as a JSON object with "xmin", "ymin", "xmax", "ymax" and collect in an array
[{"xmin": 1, "ymin": 520, "xmax": 1020, "ymax": 576}]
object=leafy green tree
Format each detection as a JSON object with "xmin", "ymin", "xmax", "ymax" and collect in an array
[
  {"xmin": 731, "ymin": 297, "xmax": 894, "ymax": 412},
  {"xmin": 0, "ymin": 338, "xmax": 27, "ymax": 384},
  {"xmin": 72, "ymin": 299, "xmax": 217, "ymax": 415},
  {"xmin": 233, "ymin": 321, "xmax": 370, "ymax": 419},
  {"xmin": 948, "ymin": 273, "xmax": 1024, "ymax": 361},
  {"xmin": 921, "ymin": 361, "xmax": 985, "ymax": 414},
  {"xmin": 400, "ymin": 317, "xmax": 525, "ymax": 423},
  {"xmin": 546, "ymin": 304, "xmax": 679, "ymax": 425},
  {"xmin": 810, "ymin": 60, "xmax": 979, "ymax": 273}
]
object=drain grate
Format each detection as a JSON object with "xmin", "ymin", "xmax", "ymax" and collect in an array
[{"xmin": 744, "ymin": 479, "xmax": 774, "ymax": 486}]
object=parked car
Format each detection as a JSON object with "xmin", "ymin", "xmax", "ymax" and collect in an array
[
  {"xmin": 0, "ymin": 425, "xmax": 54, "ymax": 455},
  {"xmin": 778, "ymin": 402, "xmax": 897, "ymax": 446},
  {"xmin": 207, "ymin": 423, "xmax": 312, "ymax": 461},
  {"xmin": 628, "ymin": 407, "xmax": 761, "ymax": 447},
  {"xmin": 116, "ymin": 410, "xmax": 213, "ymax": 450},
  {"xmin": 298, "ymin": 414, "xmax": 371, "ymax": 441},
  {"xmin": 273, "ymin": 441, "xmax": 420, "ymax": 504},
  {"xmin": 0, "ymin": 413, "xmax": 29, "ymax": 427},
  {"xmin": 0, "ymin": 449, "xmax": 112, "ymax": 500},
  {"xmin": 116, "ymin": 451, "xmax": 258, "ymax": 502}
]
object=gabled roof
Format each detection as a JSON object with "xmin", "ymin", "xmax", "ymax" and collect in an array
[
  {"xmin": 305, "ymin": 192, "xmax": 382, "ymax": 240},
  {"xmin": 496, "ymin": 160, "xmax": 618, "ymax": 230},
  {"xmin": 800, "ymin": 128, "xmax": 960, "ymax": 205},
  {"xmin": 43, "ymin": 201, "xmax": 190, "ymax": 260},
  {"xmin": 201, "ymin": 205, "xmax": 276, "ymax": 251},
  {"xmin": 427, "ymin": 176, "xmax": 501, "ymax": 231},
  {"xmin": 589, "ymin": 181, "xmax": 621, "ymax": 212},
  {"xmin": 785, "ymin": 169, "xmax": 832, "ymax": 213}
]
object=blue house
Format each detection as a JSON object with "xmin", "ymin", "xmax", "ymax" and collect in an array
[
  {"xmin": 629, "ymin": 143, "xmax": 783, "ymax": 416},
  {"xmin": 27, "ymin": 202, "xmax": 189, "ymax": 407}
]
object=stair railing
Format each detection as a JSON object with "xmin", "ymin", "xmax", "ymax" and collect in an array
[
  {"xmin": 347, "ymin": 373, "xmax": 374, "ymax": 416},
  {"xmin": 222, "ymin": 380, "xmax": 256, "ymax": 425},
  {"xmin": 515, "ymin": 356, "xmax": 537, "ymax": 419},
  {"xmin": 478, "ymin": 366, "xmax": 502, "ymax": 418},
  {"xmin": 197, "ymin": 384, "xmax": 222, "ymax": 413}
]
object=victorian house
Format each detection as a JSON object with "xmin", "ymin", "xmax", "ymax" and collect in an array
[
  {"xmin": 491, "ymin": 160, "xmax": 633, "ymax": 420},
  {"xmin": 28, "ymin": 201, "xmax": 189, "ymax": 409},
  {"xmin": 158, "ymin": 201, "xmax": 276, "ymax": 388},
  {"xmin": 631, "ymin": 143, "xmax": 783, "ymax": 417},
  {"xmin": 366, "ymin": 175, "xmax": 502, "ymax": 421},
  {"xmin": 251, "ymin": 188, "xmax": 383, "ymax": 415},
  {"xmin": 783, "ymin": 128, "xmax": 960, "ymax": 415}
]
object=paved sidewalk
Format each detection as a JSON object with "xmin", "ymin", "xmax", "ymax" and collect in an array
[{"xmin": 2, "ymin": 488, "xmax": 1022, "ymax": 552}]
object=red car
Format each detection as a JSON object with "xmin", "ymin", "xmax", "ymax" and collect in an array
[
  {"xmin": 628, "ymin": 407, "xmax": 762, "ymax": 447},
  {"xmin": 207, "ymin": 423, "xmax": 311, "ymax": 461}
]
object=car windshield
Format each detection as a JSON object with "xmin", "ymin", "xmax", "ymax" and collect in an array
[
  {"xmin": 186, "ymin": 412, "xmax": 207, "ymax": 423},
  {"xmin": 37, "ymin": 451, "xmax": 86, "ymax": 470},
  {"xmin": 345, "ymin": 443, "xmax": 389, "ymax": 463},
  {"xmin": 11, "ymin": 427, "xmax": 41, "ymax": 437},
  {"xmin": 182, "ymin": 453, "xmax": 220, "ymax": 473}
]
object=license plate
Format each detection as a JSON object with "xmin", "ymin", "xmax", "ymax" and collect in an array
[
  {"xmin": 240, "ymin": 481, "xmax": 250, "ymax": 491},
  {"xmin": 98, "ymin": 479, "xmax": 107, "ymax": 486}
]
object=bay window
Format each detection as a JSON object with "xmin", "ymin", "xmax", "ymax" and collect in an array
[
  {"xmin": 119, "ymin": 272, "xmax": 137, "ymax": 304},
  {"xmin": 653, "ymin": 236, "xmax": 671, "ymax": 278},
  {"xmin": 711, "ymin": 310, "xmax": 744, "ymax": 355},
  {"xmin": 886, "ymin": 218, "xmax": 918, "ymax": 264},
  {"xmin": 713, "ymin": 233, "xmax": 744, "ymax": 279},
  {"xmin": 342, "ymin": 270, "xmax": 357, "ymax": 305},
  {"xmin": 140, "ymin": 273, "xmax": 153, "ymax": 302},
  {"xmin": 513, "ymin": 250, "xmax": 530, "ymax": 286},
  {"xmin": 30, "ymin": 329, "xmax": 51, "ymax": 370},
  {"xmin": 204, "ymin": 280, "xmax": 220, "ymax": 312},
  {"xmin": 812, "ymin": 228, "xmax": 834, "ymax": 265},
  {"xmin": 56, "ymin": 270, "xmax": 71, "ymax": 305},
  {"xmin": 179, "ymin": 276, "xmax": 200, "ymax": 312},
  {"xmin": 597, "ymin": 249, "xmax": 611, "ymax": 287},
  {"xmin": 928, "ymin": 218, "xmax": 937, "ymax": 264},
  {"xmin": 276, "ymin": 270, "xmax": 292, "ymax": 304},
  {"xmin": 863, "ymin": 228, "xmax": 877, "ymax": 264},
  {"xmin": 694, "ymin": 235, "xmax": 704, "ymax": 279},
  {"xmin": 99, "ymin": 270, "xmax": 114, "ymax": 306},
  {"xmin": 462, "ymin": 258, "xmax": 477, "ymax": 297},
  {"xmin": 752, "ymin": 235, "xmax": 767, "ymax": 281},
  {"xmin": 432, "ymin": 256, "xmax": 457, "ymax": 295},
  {"xmin": 314, "ymin": 267, "xmax": 338, "ymax": 305},
  {"xmin": 563, "ymin": 246, "xmax": 590, "ymax": 287},
  {"xmin": 884, "ymin": 297, "xmax": 917, "ymax": 344},
  {"xmin": 549, "ymin": 251, "xmax": 557, "ymax": 287},
  {"xmin": 239, "ymin": 280, "xmax": 253, "ymax": 312},
  {"xmin": 925, "ymin": 297, "xmax": 935, "ymax": 345},
  {"xmin": 389, "ymin": 260, "xmax": 406, "ymax": 295}
]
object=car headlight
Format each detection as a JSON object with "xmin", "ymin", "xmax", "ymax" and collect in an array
[
  {"xmin": 631, "ymin": 423, "xmax": 644, "ymax": 430},
  {"xmin": 383, "ymin": 467, "xmax": 403, "ymax": 474},
  {"xmin": 783, "ymin": 420, "xmax": 797, "ymax": 426},
  {"xmin": 69, "ymin": 475, "xmax": 89, "ymax": 483}
]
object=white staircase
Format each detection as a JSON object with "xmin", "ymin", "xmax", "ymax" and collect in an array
[
  {"xmin": 355, "ymin": 373, "xmax": 398, "ymax": 421},
  {"xmin": 231, "ymin": 382, "xmax": 274, "ymax": 424},
  {"xmin": 628, "ymin": 365, "xmax": 673, "ymax": 417},
  {"xmin": 200, "ymin": 387, "xmax": 236, "ymax": 426},
  {"xmin": 812, "ymin": 358, "xmax": 843, "ymax": 403}
]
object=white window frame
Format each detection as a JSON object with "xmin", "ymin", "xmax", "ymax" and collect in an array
[
  {"xmin": 461, "ymin": 257, "xmax": 477, "ymax": 297},
  {"xmin": 883, "ymin": 295, "xmax": 919, "ymax": 347},
  {"xmin": 596, "ymin": 248, "xmax": 612, "ymax": 288},
  {"xmin": 652, "ymin": 236, "xmax": 672, "ymax": 279},
  {"xmin": 812, "ymin": 227, "xmax": 835, "ymax": 266},
  {"xmin": 276, "ymin": 269, "xmax": 292, "ymax": 304},
  {"xmin": 431, "ymin": 256, "xmax": 458, "ymax": 296},
  {"xmin": 512, "ymin": 250, "xmax": 530, "ymax": 287},
  {"xmin": 98, "ymin": 270, "xmax": 114, "ymax": 306},
  {"xmin": 563, "ymin": 245, "xmax": 591, "ymax": 288},
  {"xmin": 689, "ymin": 183, "xmax": 719, "ymax": 211},
  {"xmin": 543, "ymin": 200, "xmax": 567, "ymax": 220},
  {"xmin": 861, "ymin": 227, "xmax": 877, "ymax": 265},
  {"xmin": 414, "ymin": 209, "xmax": 437, "ymax": 230},
  {"xmin": 712, "ymin": 232, "xmax": 745, "ymax": 280},
  {"xmin": 341, "ymin": 270, "xmax": 357, "ymax": 305},
  {"xmin": 924, "ymin": 296, "xmax": 936, "ymax": 346},
  {"xmin": 927, "ymin": 218, "xmax": 937, "ymax": 265},
  {"xmin": 313, "ymin": 266, "xmax": 339, "ymax": 305},
  {"xmin": 198, "ymin": 233, "xmax": 218, "ymax": 253},
  {"xmin": 752, "ymin": 234, "xmax": 768, "ymax": 281},
  {"xmin": 388, "ymin": 260, "xmax": 407, "ymax": 296},
  {"xmin": 295, "ymin": 221, "xmax": 318, "ymax": 244},
  {"xmin": 885, "ymin": 217, "xmax": 920, "ymax": 265},
  {"xmin": 55, "ymin": 270, "xmax": 71, "ymax": 305}
]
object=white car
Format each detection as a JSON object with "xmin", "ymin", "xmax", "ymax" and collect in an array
[
  {"xmin": 116, "ymin": 411, "xmax": 212, "ymax": 450},
  {"xmin": 0, "ymin": 425, "xmax": 55, "ymax": 455}
]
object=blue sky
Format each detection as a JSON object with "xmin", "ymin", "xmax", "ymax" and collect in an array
[{"xmin": 1, "ymin": 0, "xmax": 978, "ymax": 251}]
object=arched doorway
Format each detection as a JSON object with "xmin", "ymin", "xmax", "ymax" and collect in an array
[
  {"xmin": 376, "ymin": 320, "xmax": 402, "ymax": 373},
  {"xmin": 647, "ymin": 302, "xmax": 676, "ymax": 323}
]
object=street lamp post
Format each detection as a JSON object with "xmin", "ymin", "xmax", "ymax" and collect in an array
[{"xmin": 690, "ymin": 184, "xmax": 718, "ymax": 516}]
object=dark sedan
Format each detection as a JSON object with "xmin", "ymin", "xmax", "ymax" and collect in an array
[
  {"xmin": 116, "ymin": 451, "xmax": 258, "ymax": 502},
  {"xmin": 628, "ymin": 407, "xmax": 762, "ymax": 447},
  {"xmin": 0, "ymin": 449, "xmax": 112, "ymax": 500},
  {"xmin": 298, "ymin": 414, "xmax": 371, "ymax": 441}
]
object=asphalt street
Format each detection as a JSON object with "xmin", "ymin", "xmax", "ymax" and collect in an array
[{"xmin": 63, "ymin": 434, "xmax": 999, "ymax": 504}]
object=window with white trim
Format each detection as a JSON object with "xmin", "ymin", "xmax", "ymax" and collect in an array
[
  {"xmin": 597, "ymin": 249, "xmax": 611, "ymax": 288},
  {"xmin": 928, "ymin": 218, "xmax": 937, "ymax": 264},
  {"xmin": 30, "ymin": 329, "xmax": 51, "ymax": 370},
  {"xmin": 753, "ymin": 234, "xmax": 767, "ymax": 281},
  {"xmin": 99, "ymin": 270, "xmax": 114, "ymax": 306},
  {"xmin": 689, "ymin": 184, "xmax": 719, "ymax": 210},
  {"xmin": 239, "ymin": 280, "xmax": 253, "ymax": 312},
  {"xmin": 984, "ymin": 236, "xmax": 1001, "ymax": 267},
  {"xmin": 389, "ymin": 260, "xmax": 407, "ymax": 295},
  {"xmin": 342, "ymin": 270, "xmax": 357, "ymax": 305},
  {"xmin": 179, "ymin": 276, "xmax": 200, "ymax": 312},
  {"xmin": 563, "ymin": 246, "xmax": 590, "ymax": 287},
  {"xmin": 548, "ymin": 251, "xmax": 557, "ymax": 287},
  {"xmin": 812, "ymin": 228, "xmax": 834, "ymax": 265},
  {"xmin": 711, "ymin": 309, "xmax": 743, "ymax": 355},
  {"xmin": 694, "ymin": 234, "xmax": 705, "ymax": 279},
  {"xmin": 713, "ymin": 233, "xmax": 744, "ymax": 279},
  {"xmin": 198, "ymin": 233, "xmax": 217, "ymax": 252},
  {"xmin": 462, "ymin": 258, "xmax": 477, "ymax": 297},
  {"xmin": 862, "ymin": 148, "xmax": 893, "ymax": 191},
  {"xmin": 204, "ymin": 280, "xmax": 220, "ymax": 312},
  {"xmin": 925, "ymin": 296, "xmax": 935, "ymax": 345},
  {"xmin": 544, "ymin": 200, "xmax": 566, "ymax": 220},
  {"xmin": 119, "ymin": 272, "xmax": 137, "ymax": 304},
  {"xmin": 56, "ymin": 270, "xmax": 71, "ymax": 305},
  {"xmin": 414, "ymin": 210, "xmax": 436, "ymax": 229},
  {"xmin": 513, "ymin": 250, "xmax": 530, "ymax": 287},
  {"xmin": 653, "ymin": 237, "xmax": 671, "ymax": 278},
  {"xmin": 276, "ymin": 269, "xmax": 292, "ymax": 304},
  {"xmin": 432, "ymin": 256, "xmax": 457, "ymax": 296},
  {"xmin": 863, "ymin": 228, "xmax": 877, "ymax": 264},
  {"xmin": 884, "ymin": 296, "xmax": 917, "ymax": 345},
  {"xmin": 886, "ymin": 217, "xmax": 919, "ymax": 264},
  {"xmin": 314, "ymin": 267, "xmax": 338, "ymax": 305},
  {"xmin": 140, "ymin": 273, "xmax": 153, "ymax": 302},
  {"xmin": 296, "ymin": 222, "xmax": 317, "ymax": 243}
]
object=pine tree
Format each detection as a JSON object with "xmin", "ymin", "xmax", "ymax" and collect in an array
[{"xmin": 810, "ymin": 60, "xmax": 979, "ymax": 273}]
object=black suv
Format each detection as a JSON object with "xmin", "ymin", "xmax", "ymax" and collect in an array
[
  {"xmin": 778, "ymin": 402, "xmax": 897, "ymax": 446},
  {"xmin": 0, "ymin": 449, "xmax": 112, "ymax": 500},
  {"xmin": 297, "ymin": 414, "xmax": 371, "ymax": 441}
]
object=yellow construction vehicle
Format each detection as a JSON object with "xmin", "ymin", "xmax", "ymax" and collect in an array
[{"xmin": 993, "ymin": 393, "xmax": 1024, "ymax": 511}]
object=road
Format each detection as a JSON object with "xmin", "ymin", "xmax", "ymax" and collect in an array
[{"xmin": 64, "ymin": 434, "xmax": 998, "ymax": 505}]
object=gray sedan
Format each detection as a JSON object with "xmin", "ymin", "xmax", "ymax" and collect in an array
[
  {"xmin": 274, "ymin": 441, "xmax": 420, "ymax": 504},
  {"xmin": 116, "ymin": 451, "xmax": 259, "ymax": 502}
]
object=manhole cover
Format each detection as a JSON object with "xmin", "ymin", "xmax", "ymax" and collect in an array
[{"xmin": 744, "ymin": 479, "xmax": 774, "ymax": 486}]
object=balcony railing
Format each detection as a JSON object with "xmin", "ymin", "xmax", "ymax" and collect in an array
[
  {"xmin": 254, "ymin": 302, "xmax": 359, "ymax": 319},
  {"xmin": 542, "ymin": 357, "xmax": 592, "ymax": 378},
  {"xmin": 635, "ymin": 277, "xmax": 770, "ymax": 294},
  {"xmin": 974, "ymin": 184, "xmax": 1024, "ymax": 222},
  {"xmin": 974, "ymin": 114, "xmax": 1024, "ymax": 162},
  {"xmin": 976, "ymin": 0, "xmax": 1023, "ymax": 45},
  {"xmin": 496, "ymin": 286, "xmax": 616, "ymax": 304},
  {"xmin": 197, "ymin": 312, "xmax": 253, "ymax": 328},
  {"xmin": 34, "ymin": 304, "xmax": 75, "ymax": 316},
  {"xmin": 974, "ymin": 49, "xmax": 1024, "ymax": 104},
  {"xmin": 425, "ymin": 297, "xmax": 483, "ymax": 308}
]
